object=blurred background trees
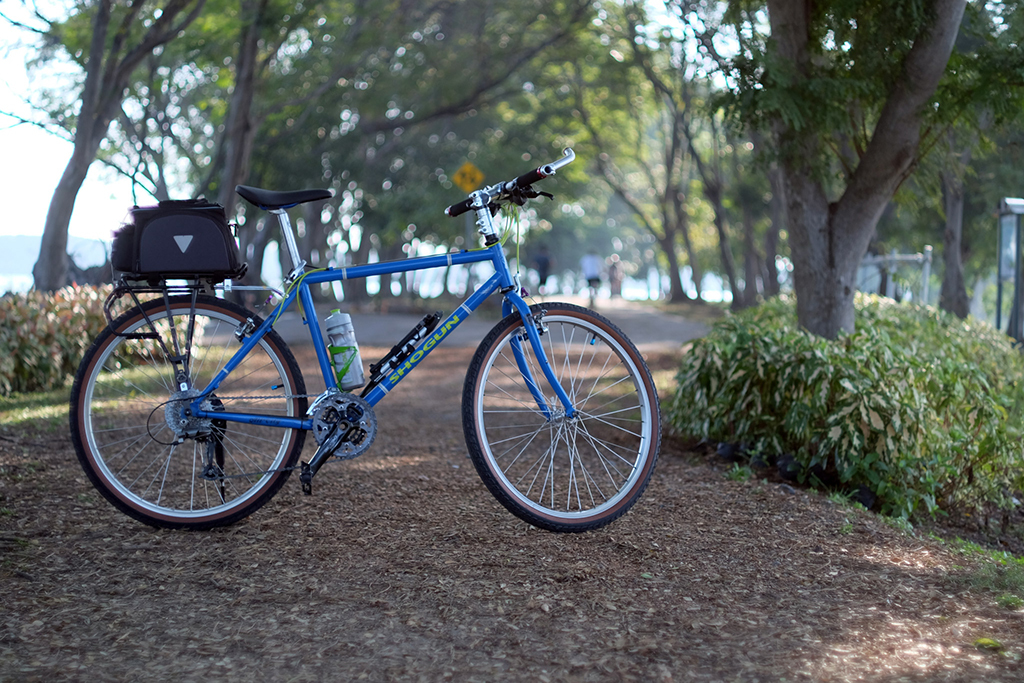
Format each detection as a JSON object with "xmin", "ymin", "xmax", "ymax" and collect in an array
[{"xmin": 9, "ymin": 0, "xmax": 1024, "ymax": 335}]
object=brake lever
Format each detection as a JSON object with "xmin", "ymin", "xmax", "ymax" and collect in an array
[{"xmin": 506, "ymin": 184, "xmax": 554, "ymax": 207}]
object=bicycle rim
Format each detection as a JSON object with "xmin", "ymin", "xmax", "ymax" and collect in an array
[
  {"xmin": 71, "ymin": 297, "xmax": 306, "ymax": 528},
  {"xmin": 465, "ymin": 304, "xmax": 660, "ymax": 531}
]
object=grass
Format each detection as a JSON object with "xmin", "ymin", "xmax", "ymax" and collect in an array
[
  {"xmin": 898, "ymin": 538, "xmax": 1024, "ymax": 610},
  {"xmin": 802, "ymin": 481, "xmax": 1024, "ymax": 610},
  {"xmin": 0, "ymin": 387, "xmax": 71, "ymax": 429},
  {"xmin": 725, "ymin": 463, "xmax": 754, "ymax": 482}
]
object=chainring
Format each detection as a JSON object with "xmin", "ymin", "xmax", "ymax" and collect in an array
[{"xmin": 310, "ymin": 391, "xmax": 377, "ymax": 460}]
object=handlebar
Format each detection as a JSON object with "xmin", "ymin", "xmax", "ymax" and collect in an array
[
  {"xmin": 444, "ymin": 147, "xmax": 575, "ymax": 218},
  {"xmin": 443, "ymin": 196, "xmax": 477, "ymax": 219}
]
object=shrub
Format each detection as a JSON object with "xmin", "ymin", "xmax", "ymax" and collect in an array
[
  {"xmin": 0, "ymin": 285, "xmax": 112, "ymax": 396},
  {"xmin": 668, "ymin": 294, "xmax": 1024, "ymax": 518}
]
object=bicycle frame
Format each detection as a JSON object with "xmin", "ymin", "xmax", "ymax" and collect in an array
[{"xmin": 186, "ymin": 240, "xmax": 576, "ymax": 430}]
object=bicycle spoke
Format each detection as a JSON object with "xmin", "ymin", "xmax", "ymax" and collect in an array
[
  {"xmin": 72, "ymin": 295, "xmax": 306, "ymax": 528},
  {"xmin": 467, "ymin": 304, "xmax": 659, "ymax": 530}
]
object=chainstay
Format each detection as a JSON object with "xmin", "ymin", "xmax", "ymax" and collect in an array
[
  {"xmin": 205, "ymin": 393, "xmax": 319, "ymax": 402},
  {"xmin": 197, "ymin": 389, "xmax": 354, "ymax": 481},
  {"xmin": 198, "ymin": 392, "xmax": 347, "ymax": 481}
]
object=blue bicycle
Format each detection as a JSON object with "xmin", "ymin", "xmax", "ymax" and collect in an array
[{"xmin": 70, "ymin": 149, "xmax": 661, "ymax": 532}]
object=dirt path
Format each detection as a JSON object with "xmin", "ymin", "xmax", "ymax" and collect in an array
[{"xmin": 2, "ymin": 343, "xmax": 1023, "ymax": 681}]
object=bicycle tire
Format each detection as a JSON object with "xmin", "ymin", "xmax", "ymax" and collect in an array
[
  {"xmin": 70, "ymin": 295, "xmax": 307, "ymax": 529},
  {"xmin": 462, "ymin": 302, "xmax": 661, "ymax": 532}
]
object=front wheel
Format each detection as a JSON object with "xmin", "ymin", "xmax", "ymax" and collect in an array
[
  {"xmin": 70, "ymin": 295, "xmax": 307, "ymax": 529},
  {"xmin": 462, "ymin": 303, "xmax": 661, "ymax": 532}
]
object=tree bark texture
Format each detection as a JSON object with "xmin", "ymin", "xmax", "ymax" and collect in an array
[{"xmin": 766, "ymin": 0, "xmax": 967, "ymax": 338}]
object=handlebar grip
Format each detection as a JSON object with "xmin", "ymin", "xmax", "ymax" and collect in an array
[
  {"xmin": 445, "ymin": 197, "xmax": 476, "ymax": 218},
  {"xmin": 510, "ymin": 148, "xmax": 575, "ymax": 188},
  {"xmin": 510, "ymin": 166, "xmax": 549, "ymax": 188}
]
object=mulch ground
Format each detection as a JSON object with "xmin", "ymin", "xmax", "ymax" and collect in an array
[{"xmin": 2, "ymin": 344, "xmax": 1023, "ymax": 682}]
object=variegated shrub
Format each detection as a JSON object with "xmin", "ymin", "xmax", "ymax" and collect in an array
[
  {"xmin": 669, "ymin": 294, "xmax": 1024, "ymax": 518},
  {"xmin": 0, "ymin": 285, "xmax": 111, "ymax": 396}
]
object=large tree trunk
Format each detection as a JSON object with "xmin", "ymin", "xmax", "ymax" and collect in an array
[
  {"xmin": 767, "ymin": 0, "xmax": 967, "ymax": 338},
  {"xmin": 33, "ymin": 1, "xmax": 114, "ymax": 291},
  {"xmin": 740, "ymin": 202, "xmax": 760, "ymax": 308},
  {"xmin": 219, "ymin": 0, "xmax": 270, "ymax": 298},
  {"xmin": 32, "ymin": 0, "xmax": 207, "ymax": 292},
  {"xmin": 939, "ymin": 167, "xmax": 969, "ymax": 317},
  {"xmin": 34, "ymin": 150, "xmax": 96, "ymax": 290},
  {"xmin": 217, "ymin": 0, "xmax": 266, "ymax": 218}
]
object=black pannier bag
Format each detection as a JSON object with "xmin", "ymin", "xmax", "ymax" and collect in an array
[{"xmin": 111, "ymin": 198, "xmax": 245, "ymax": 282}]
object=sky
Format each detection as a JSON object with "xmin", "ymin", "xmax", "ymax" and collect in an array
[{"xmin": 0, "ymin": 4, "xmax": 136, "ymax": 245}]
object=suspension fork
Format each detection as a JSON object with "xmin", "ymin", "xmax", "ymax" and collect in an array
[{"xmin": 501, "ymin": 292, "xmax": 577, "ymax": 420}]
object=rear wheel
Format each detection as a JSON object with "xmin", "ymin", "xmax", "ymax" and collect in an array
[
  {"xmin": 462, "ymin": 303, "xmax": 660, "ymax": 532},
  {"xmin": 70, "ymin": 295, "xmax": 307, "ymax": 529}
]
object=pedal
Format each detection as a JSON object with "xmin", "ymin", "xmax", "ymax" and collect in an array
[{"xmin": 300, "ymin": 462, "xmax": 313, "ymax": 495}]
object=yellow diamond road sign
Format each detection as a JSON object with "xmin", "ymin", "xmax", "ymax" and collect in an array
[{"xmin": 453, "ymin": 161, "xmax": 484, "ymax": 193}]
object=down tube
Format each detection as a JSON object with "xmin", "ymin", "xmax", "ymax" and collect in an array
[{"xmin": 360, "ymin": 273, "xmax": 504, "ymax": 407}]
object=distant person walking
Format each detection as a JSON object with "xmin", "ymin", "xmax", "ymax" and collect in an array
[
  {"xmin": 580, "ymin": 249, "xmax": 603, "ymax": 308},
  {"xmin": 534, "ymin": 246, "xmax": 553, "ymax": 295},
  {"xmin": 607, "ymin": 254, "xmax": 623, "ymax": 299}
]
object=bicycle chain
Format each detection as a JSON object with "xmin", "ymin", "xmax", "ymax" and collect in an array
[
  {"xmin": 197, "ymin": 392, "xmax": 343, "ymax": 481},
  {"xmin": 207, "ymin": 393, "xmax": 319, "ymax": 402}
]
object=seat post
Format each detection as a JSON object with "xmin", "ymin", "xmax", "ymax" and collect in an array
[{"xmin": 271, "ymin": 208, "xmax": 307, "ymax": 279}]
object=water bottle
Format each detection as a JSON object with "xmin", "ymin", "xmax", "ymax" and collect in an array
[{"xmin": 324, "ymin": 310, "xmax": 365, "ymax": 391}]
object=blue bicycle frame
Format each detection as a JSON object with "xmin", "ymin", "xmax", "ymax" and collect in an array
[{"xmin": 187, "ymin": 241, "xmax": 576, "ymax": 430}]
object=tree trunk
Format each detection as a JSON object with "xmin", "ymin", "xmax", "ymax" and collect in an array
[
  {"xmin": 679, "ymin": 217, "xmax": 703, "ymax": 300},
  {"xmin": 740, "ymin": 202, "xmax": 760, "ymax": 308},
  {"xmin": 33, "ymin": 1, "xmax": 113, "ymax": 291},
  {"xmin": 669, "ymin": 172, "xmax": 702, "ymax": 300},
  {"xmin": 939, "ymin": 165, "xmax": 970, "ymax": 317},
  {"xmin": 682, "ymin": 116, "xmax": 739, "ymax": 307},
  {"xmin": 32, "ymin": 0, "xmax": 207, "ymax": 292},
  {"xmin": 657, "ymin": 232, "xmax": 688, "ymax": 302},
  {"xmin": 939, "ymin": 133, "xmax": 972, "ymax": 318},
  {"xmin": 782, "ymin": 169, "xmax": 863, "ymax": 336},
  {"xmin": 33, "ymin": 152, "xmax": 94, "ymax": 290},
  {"xmin": 763, "ymin": 165, "xmax": 785, "ymax": 297},
  {"xmin": 767, "ymin": 0, "xmax": 967, "ymax": 338},
  {"xmin": 217, "ymin": 0, "xmax": 267, "ymax": 218}
]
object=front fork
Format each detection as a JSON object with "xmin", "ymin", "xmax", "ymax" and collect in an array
[{"xmin": 501, "ymin": 290, "xmax": 577, "ymax": 421}]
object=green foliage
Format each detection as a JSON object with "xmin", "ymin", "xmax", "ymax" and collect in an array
[
  {"xmin": 0, "ymin": 286, "xmax": 111, "ymax": 396},
  {"xmin": 725, "ymin": 463, "xmax": 754, "ymax": 482},
  {"xmin": 669, "ymin": 294, "xmax": 1024, "ymax": 518},
  {"xmin": 952, "ymin": 543, "xmax": 1024, "ymax": 608},
  {"xmin": 997, "ymin": 593, "xmax": 1024, "ymax": 610}
]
